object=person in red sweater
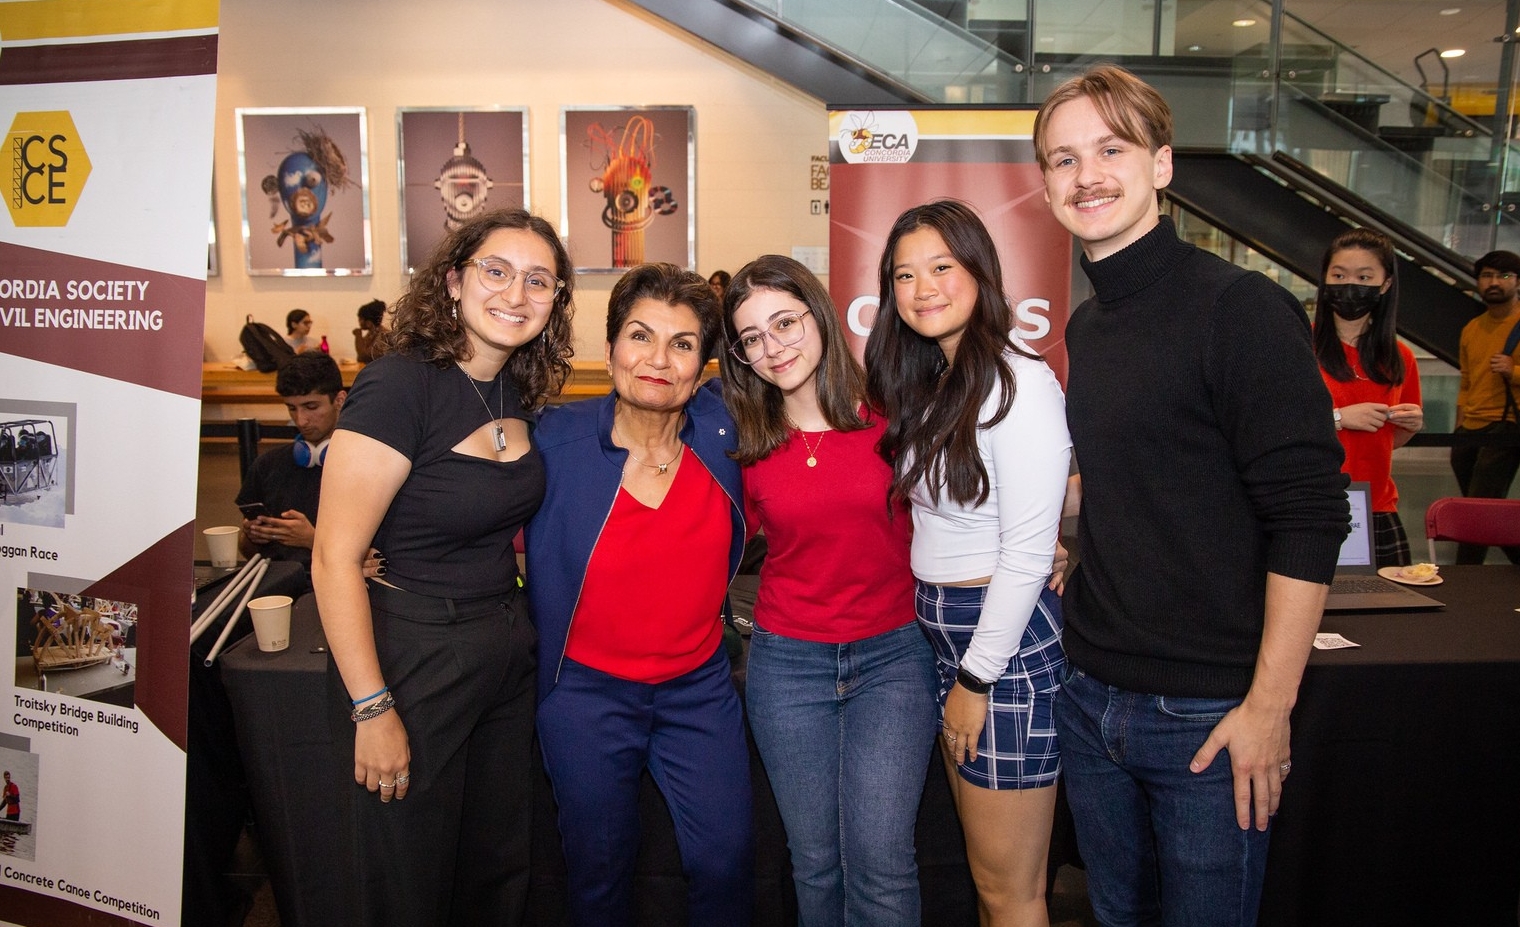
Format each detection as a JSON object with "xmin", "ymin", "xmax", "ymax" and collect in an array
[
  {"xmin": 1313, "ymin": 227, "xmax": 1424, "ymax": 566},
  {"xmin": 3, "ymin": 771, "xmax": 19, "ymax": 821},
  {"xmin": 720, "ymin": 254, "xmax": 938, "ymax": 927}
]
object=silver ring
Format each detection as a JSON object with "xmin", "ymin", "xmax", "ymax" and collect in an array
[
  {"xmin": 395, "ymin": 774, "xmax": 410, "ymax": 785},
  {"xmin": 1279, "ymin": 761, "xmax": 1292, "ymax": 774},
  {"xmin": 378, "ymin": 779, "xmax": 396, "ymax": 789},
  {"xmin": 945, "ymin": 733, "xmax": 958, "ymax": 742}
]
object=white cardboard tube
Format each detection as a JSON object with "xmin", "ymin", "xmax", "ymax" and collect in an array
[
  {"xmin": 190, "ymin": 554, "xmax": 264, "ymax": 645},
  {"xmin": 202, "ymin": 559, "xmax": 270, "ymax": 666}
]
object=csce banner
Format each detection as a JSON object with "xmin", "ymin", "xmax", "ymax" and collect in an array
[
  {"xmin": 0, "ymin": 2, "xmax": 220, "ymax": 926},
  {"xmin": 827, "ymin": 108, "xmax": 1074, "ymax": 385}
]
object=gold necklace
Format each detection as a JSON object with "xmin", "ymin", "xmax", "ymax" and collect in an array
[
  {"xmin": 785, "ymin": 414, "xmax": 825, "ymax": 468},
  {"xmin": 613, "ymin": 423, "xmax": 681, "ymax": 475},
  {"xmin": 457, "ymin": 362, "xmax": 506, "ymax": 452}
]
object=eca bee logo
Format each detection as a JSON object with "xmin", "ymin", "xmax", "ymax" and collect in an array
[{"xmin": 7, "ymin": 111, "xmax": 92, "ymax": 227}]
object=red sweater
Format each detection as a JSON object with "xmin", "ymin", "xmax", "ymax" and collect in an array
[
  {"xmin": 743, "ymin": 414, "xmax": 916, "ymax": 643},
  {"xmin": 566, "ymin": 448, "xmax": 730, "ymax": 683},
  {"xmin": 1321, "ymin": 341, "xmax": 1421, "ymax": 513}
]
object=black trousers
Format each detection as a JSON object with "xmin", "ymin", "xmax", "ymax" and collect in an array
[
  {"xmin": 329, "ymin": 584, "xmax": 537, "ymax": 927},
  {"xmin": 1450, "ymin": 423, "xmax": 1520, "ymax": 564}
]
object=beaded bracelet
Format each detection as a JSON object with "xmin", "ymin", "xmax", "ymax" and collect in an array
[{"xmin": 350, "ymin": 691, "xmax": 396, "ymax": 723}]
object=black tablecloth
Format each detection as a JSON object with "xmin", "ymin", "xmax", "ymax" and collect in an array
[
  {"xmin": 183, "ymin": 559, "xmax": 309, "ymax": 927},
  {"xmin": 216, "ymin": 567, "xmax": 1520, "ymax": 927},
  {"xmin": 1261, "ymin": 565, "xmax": 1520, "ymax": 927}
]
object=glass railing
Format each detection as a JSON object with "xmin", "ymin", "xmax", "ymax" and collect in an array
[
  {"xmin": 744, "ymin": 0, "xmax": 1520, "ymax": 256},
  {"xmin": 734, "ymin": 0, "xmax": 1027, "ymax": 102}
]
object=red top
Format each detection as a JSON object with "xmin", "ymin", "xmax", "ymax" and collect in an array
[
  {"xmin": 566, "ymin": 447, "xmax": 730, "ymax": 683},
  {"xmin": 1321, "ymin": 340, "xmax": 1422, "ymax": 513},
  {"xmin": 743, "ymin": 413, "xmax": 916, "ymax": 643}
]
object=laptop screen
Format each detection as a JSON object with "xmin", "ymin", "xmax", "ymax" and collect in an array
[{"xmin": 1336, "ymin": 483, "xmax": 1374, "ymax": 568}]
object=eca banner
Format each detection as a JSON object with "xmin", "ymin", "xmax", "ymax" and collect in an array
[
  {"xmin": 0, "ymin": 2, "xmax": 219, "ymax": 925},
  {"xmin": 827, "ymin": 108, "xmax": 1074, "ymax": 384}
]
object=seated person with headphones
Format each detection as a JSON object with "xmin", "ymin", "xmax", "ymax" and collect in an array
[{"xmin": 236, "ymin": 353, "xmax": 347, "ymax": 589}]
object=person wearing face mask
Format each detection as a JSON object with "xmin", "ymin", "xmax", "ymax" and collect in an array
[{"xmin": 1313, "ymin": 228, "xmax": 1424, "ymax": 566}]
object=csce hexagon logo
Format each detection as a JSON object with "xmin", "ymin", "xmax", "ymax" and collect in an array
[{"xmin": 7, "ymin": 111, "xmax": 92, "ymax": 227}]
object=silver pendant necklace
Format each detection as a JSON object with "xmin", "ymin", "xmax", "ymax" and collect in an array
[{"xmin": 458, "ymin": 362, "xmax": 506, "ymax": 452}]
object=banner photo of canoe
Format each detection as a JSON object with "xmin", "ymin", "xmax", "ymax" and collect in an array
[{"xmin": 0, "ymin": 748, "xmax": 40, "ymax": 862}]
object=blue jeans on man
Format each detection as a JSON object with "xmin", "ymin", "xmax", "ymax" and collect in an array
[
  {"xmin": 1056, "ymin": 665, "xmax": 1272, "ymax": 927},
  {"xmin": 746, "ymin": 620, "xmax": 938, "ymax": 927}
]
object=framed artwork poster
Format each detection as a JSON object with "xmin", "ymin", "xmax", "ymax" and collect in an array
[
  {"xmin": 560, "ymin": 106, "xmax": 694, "ymax": 274},
  {"xmin": 236, "ymin": 107, "xmax": 372, "ymax": 276},
  {"xmin": 397, "ymin": 107, "xmax": 529, "ymax": 274}
]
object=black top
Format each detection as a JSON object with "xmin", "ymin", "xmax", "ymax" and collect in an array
[
  {"xmin": 236, "ymin": 444, "xmax": 323, "ymax": 571},
  {"xmin": 1063, "ymin": 216, "xmax": 1350, "ymax": 698},
  {"xmin": 337, "ymin": 351, "xmax": 545, "ymax": 599}
]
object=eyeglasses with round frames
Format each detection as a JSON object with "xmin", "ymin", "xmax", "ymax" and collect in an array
[
  {"xmin": 467, "ymin": 258, "xmax": 564, "ymax": 302},
  {"xmin": 730, "ymin": 309, "xmax": 813, "ymax": 365}
]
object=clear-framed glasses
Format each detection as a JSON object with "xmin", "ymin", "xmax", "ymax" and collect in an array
[
  {"xmin": 1478, "ymin": 270, "xmax": 1517, "ymax": 282},
  {"xmin": 729, "ymin": 309, "xmax": 812, "ymax": 365},
  {"xmin": 467, "ymin": 258, "xmax": 564, "ymax": 302}
]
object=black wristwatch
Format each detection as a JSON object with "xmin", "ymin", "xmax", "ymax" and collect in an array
[{"xmin": 955, "ymin": 667, "xmax": 993, "ymax": 694}]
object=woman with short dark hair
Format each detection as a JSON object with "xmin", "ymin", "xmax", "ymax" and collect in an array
[{"xmin": 527, "ymin": 262, "xmax": 751, "ymax": 927}]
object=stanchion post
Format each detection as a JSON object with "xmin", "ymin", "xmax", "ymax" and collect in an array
[{"xmin": 236, "ymin": 418, "xmax": 261, "ymax": 480}]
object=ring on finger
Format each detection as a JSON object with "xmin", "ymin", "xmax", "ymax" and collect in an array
[
  {"xmin": 395, "ymin": 773, "xmax": 410, "ymax": 785},
  {"xmin": 1279, "ymin": 760, "xmax": 1292, "ymax": 775},
  {"xmin": 378, "ymin": 779, "xmax": 396, "ymax": 789}
]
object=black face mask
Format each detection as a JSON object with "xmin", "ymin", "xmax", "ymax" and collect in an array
[{"xmin": 1323, "ymin": 284, "xmax": 1381, "ymax": 321}]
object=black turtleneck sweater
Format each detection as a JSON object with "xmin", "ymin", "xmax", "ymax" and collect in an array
[{"xmin": 1063, "ymin": 216, "xmax": 1349, "ymax": 698}]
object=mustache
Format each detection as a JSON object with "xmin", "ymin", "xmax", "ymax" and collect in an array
[{"xmin": 1065, "ymin": 188, "xmax": 1122, "ymax": 207}]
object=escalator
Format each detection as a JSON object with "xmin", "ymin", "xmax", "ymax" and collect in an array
[
  {"xmin": 630, "ymin": 0, "xmax": 1488, "ymax": 364},
  {"xmin": 1168, "ymin": 151, "xmax": 1480, "ymax": 366}
]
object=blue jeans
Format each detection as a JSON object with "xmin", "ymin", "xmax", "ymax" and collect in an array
[
  {"xmin": 1055, "ymin": 665, "xmax": 1271, "ymax": 927},
  {"xmin": 746, "ymin": 621, "xmax": 939, "ymax": 927}
]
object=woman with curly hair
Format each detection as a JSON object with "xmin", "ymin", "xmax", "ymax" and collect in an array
[{"xmin": 312, "ymin": 207, "xmax": 574, "ymax": 926}]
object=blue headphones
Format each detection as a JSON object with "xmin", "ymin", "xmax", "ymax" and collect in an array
[{"xmin": 293, "ymin": 435, "xmax": 330, "ymax": 468}]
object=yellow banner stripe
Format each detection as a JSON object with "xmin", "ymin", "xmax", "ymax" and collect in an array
[
  {"xmin": 0, "ymin": 0, "xmax": 218, "ymax": 41},
  {"xmin": 830, "ymin": 109, "xmax": 1038, "ymax": 138}
]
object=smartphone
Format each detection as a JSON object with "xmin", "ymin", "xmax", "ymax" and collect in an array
[{"xmin": 238, "ymin": 501, "xmax": 270, "ymax": 520}]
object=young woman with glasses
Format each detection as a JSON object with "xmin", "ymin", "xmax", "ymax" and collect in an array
[
  {"xmin": 312, "ymin": 208, "xmax": 573, "ymax": 926},
  {"xmin": 720, "ymin": 254, "xmax": 939, "ymax": 927},
  {"xmin": 864, "ymin": 200, "xmax": 1071, "ymax": 926}
]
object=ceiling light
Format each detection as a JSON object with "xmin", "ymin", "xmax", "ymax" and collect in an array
[
  {"xmin": 1441, "ymin": 48, "xmax": 1466, "ymax": 58},
  {"xmin": 1440, "ymin": 7, "xmax": 1461, "ymax": 14},
  {"xmin": 1188, "ymin": 44, "xmax": 1203, "ymax": 52},
  {"xmin": 1232, "ymin": 18, "xmax": 1257, "ymax": 27}
]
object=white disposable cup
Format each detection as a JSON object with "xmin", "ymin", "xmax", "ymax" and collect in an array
[
  {"xmin": 204, "ymin": 526, "xmax": 241, "ymax": 567},
  {"xmin": 247, "ymin": 595, "xmax": 293, "ymax": 652}
]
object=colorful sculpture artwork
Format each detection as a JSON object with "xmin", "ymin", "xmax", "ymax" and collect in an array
[
  {"xmin": 262, "ymin": 127, "xmax": 353, "ymax": 269},
  {"xmin": 585, "ymin": 115, "xmax": 678, "ymax": 267}
]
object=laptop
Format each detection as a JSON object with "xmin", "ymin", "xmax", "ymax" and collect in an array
[{"xmin": 1323, "ymin": 483, "xmax": 1444, "ymax": 611}]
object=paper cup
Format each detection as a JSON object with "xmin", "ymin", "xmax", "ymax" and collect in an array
[
  {"xmin": 247, "ymin": 595, "xmax": 293, "ymax": 652},
  {"xmin": 203, "ymin": 526, "xmax": 240, "ymax": 568}
]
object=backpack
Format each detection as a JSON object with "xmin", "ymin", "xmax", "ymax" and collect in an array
[{"xmin": 239, "ymin": 314, "xmax": 297, "ymax": 373}]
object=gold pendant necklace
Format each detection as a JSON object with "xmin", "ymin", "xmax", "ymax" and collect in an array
[
  {"xmin": 613, "ymin": 423, "xmax": 680, "ymax": 475},
  {"xmin": 785, "ymin": 414, "xmax": 824, "ymax": 468},
  {"xmin": 458, "ymin": 362, "xmax": 506, "ymax": 452}
]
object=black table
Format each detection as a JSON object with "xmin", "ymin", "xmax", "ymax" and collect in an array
[
  {"xmin": 216, "ymin": 568, "xmax": 1520, "ymax": 927},
  {"xmin": 182, "ymin": 559, "xmax": 309, "ymax": 927},
  {"xmin": 1262, "ymin": 564, "xmax": 1520, "ymax": 927}
]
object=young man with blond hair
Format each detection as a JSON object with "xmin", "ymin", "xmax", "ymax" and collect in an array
[{"xmin": 1034, "ymin": 65, "xmax": 1349, "ymax": 925}]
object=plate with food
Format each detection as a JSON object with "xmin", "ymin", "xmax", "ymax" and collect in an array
[{"xmin": 1377, "ymin": 564, "xmax": 1443, "ymax": 586}]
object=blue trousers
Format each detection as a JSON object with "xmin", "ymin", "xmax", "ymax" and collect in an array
[
  {"xmin": 537, "ymin": 644, "xmax": 754, "ymax": 927},
  {"xmin": 746, "ymin": 621, "xmax": 938, "ymax": 927},
  {"xmin": 1055, "ymin": 665, "xmax": 1271, "ymax": 927}
]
